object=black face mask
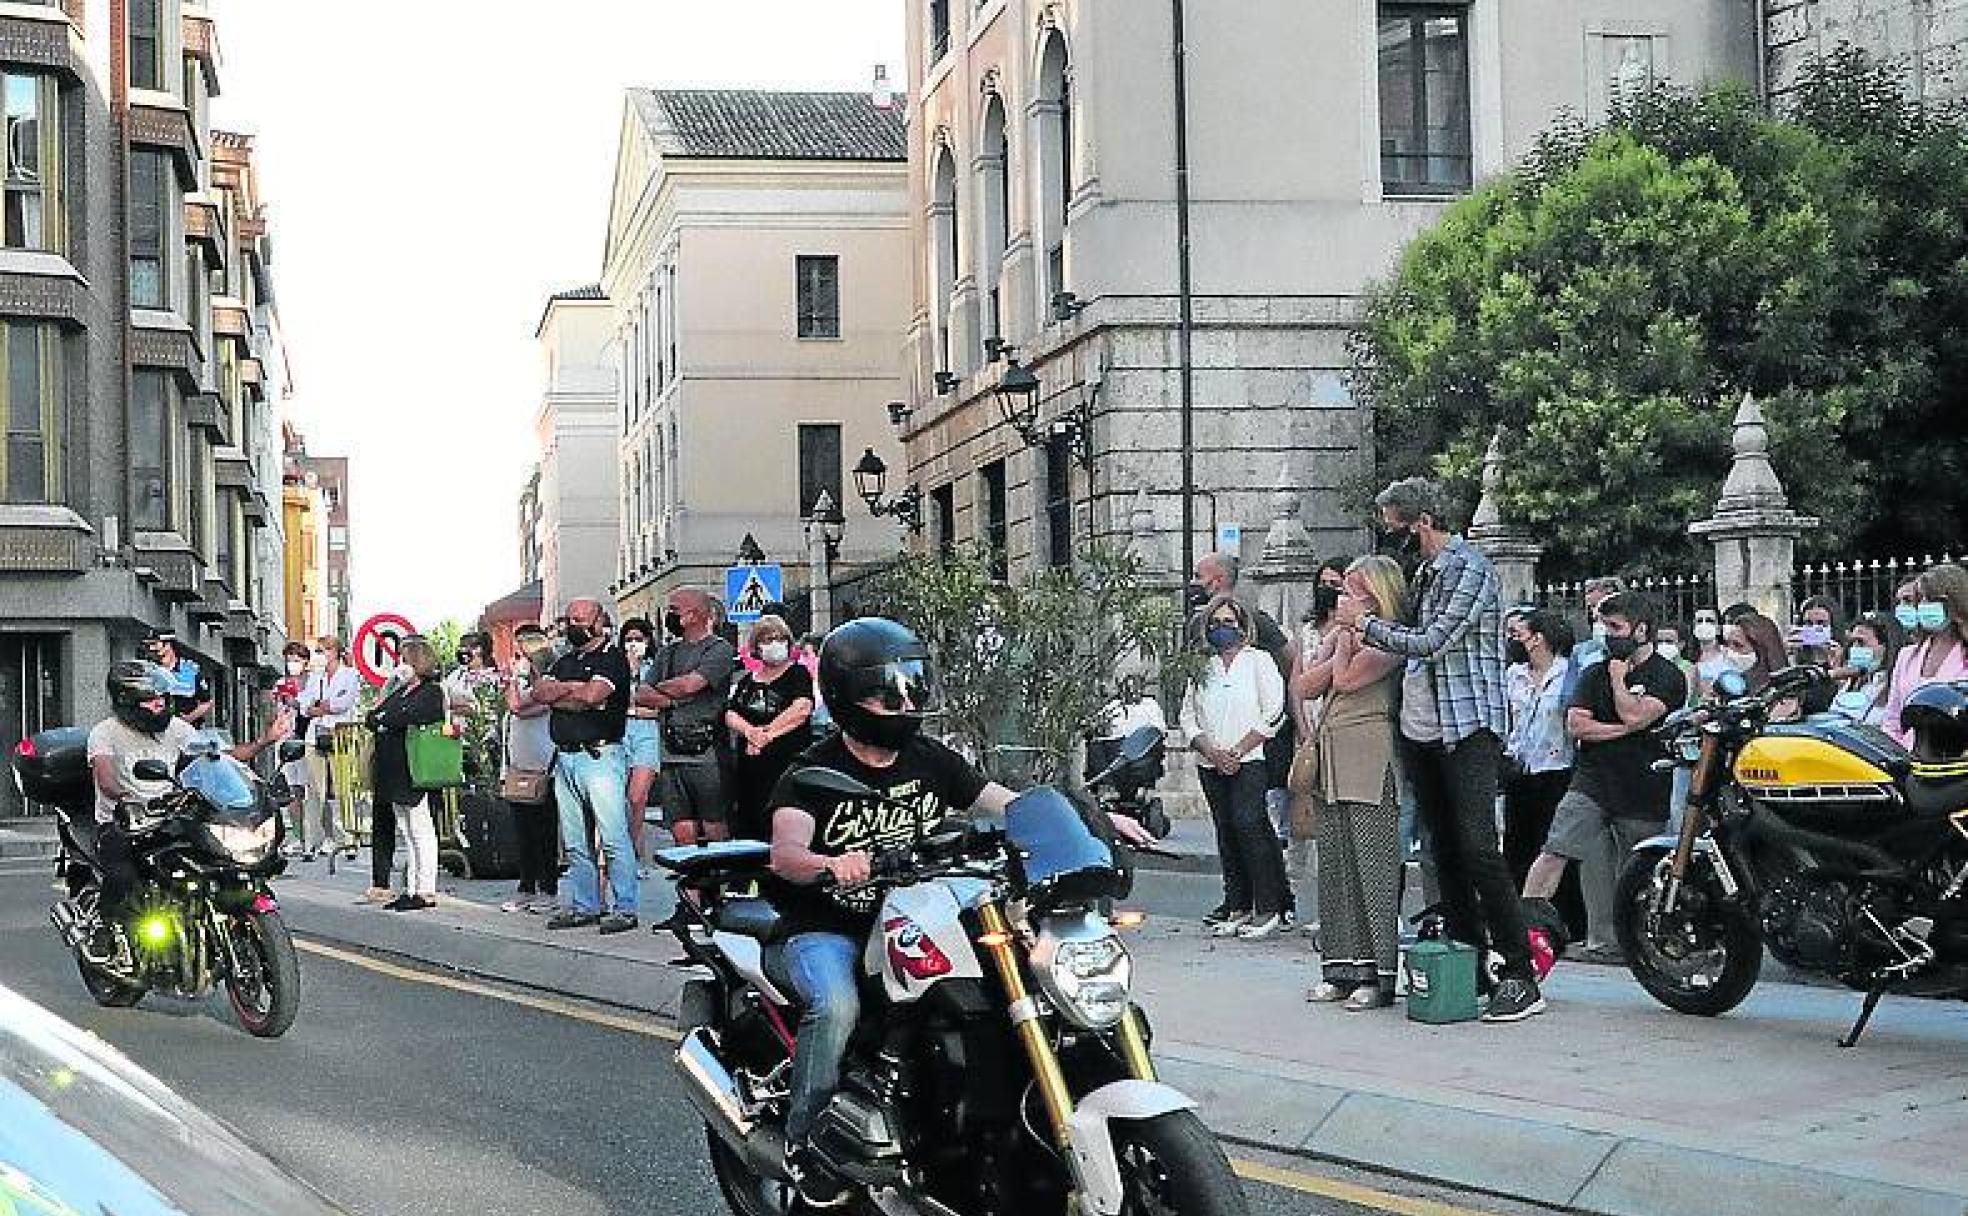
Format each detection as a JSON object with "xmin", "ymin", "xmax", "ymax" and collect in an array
[
  {"xmin": 1183, "ymin": 583, "xmax": 1210, "ymax": 613},
  {"xmin": 663, "ymin": 610, "xmax": 685, "ymax": 638},
  {"xmin": 1604, "ymin": 634, "xmax": 1642, "ymax": 662},
  {"xmin": 564, "ymin": 623, "xmax": 593, "ymax": 648},
  {"xmin": 1505, "ymin": 639, "xmax": 1531, "ymax": 666}
]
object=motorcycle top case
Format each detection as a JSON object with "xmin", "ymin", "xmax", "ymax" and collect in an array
[{"xmin": 14, "ymin": 726, "xmax": 91, "ymax": 806}]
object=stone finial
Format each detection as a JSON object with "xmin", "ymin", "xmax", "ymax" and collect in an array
[
  {"xmin": 1713, "ymin": 392, "xmax": 1791, "ymax": 514},
  {"xmin": 1256, "ymin": 464, "xmax": 1317, "ymax": 571},
  {"xmin": 1470, "ymin": 427, "xmax": 1506, "ymax": 533},
  {"xmin": 1127, "ymin": 487, "xmax": 1159, "ymax": 571}
]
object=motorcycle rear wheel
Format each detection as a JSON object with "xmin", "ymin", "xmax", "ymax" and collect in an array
[
  {"xmin": 705, "ymin": 1126, "xmax": 803, "ymax": 1216},
  {"xmin": 77, "ymin": 955, "xmax": 145, "ymax": 1008},
  {"xmin": 1111, "ymin": 1110, "xmax": 1250, "ymax": 1216},
  {"xmin": 1615, "ymin": 846, "xmax": 1761, "ymax": 1017},
  {"xmin": 224, "ymin": 909, "xmax": 301, "ymax": 1038}
]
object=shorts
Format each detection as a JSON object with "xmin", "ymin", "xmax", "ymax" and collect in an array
[
  {"xmin": 661, "ymin": 761, "xmax": 727, "ymax": 825},
  {"xmin": 1542, "ymin": 786, "xmax": 1662, "ymax": 863},
  {"xmin": 624, "ymin": 717, "xmax": 662, "ymax": 772}
]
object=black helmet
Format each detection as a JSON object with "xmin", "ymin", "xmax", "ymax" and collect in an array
[
  {"xmin": 1903, "ymin": 681, "xmax": 1968, "ymax": 763},
  {"xmin": 107, "ymin": 660, "xmax": 174, "ymax": 734},
  {"xmin": 819, "ymin": 618, "xmax": 935, "ymax": 751}
]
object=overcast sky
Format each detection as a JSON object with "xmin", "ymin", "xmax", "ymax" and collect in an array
[{"xmin": 212, "ymin": 1, "xmax": 902, "ymax": 633}]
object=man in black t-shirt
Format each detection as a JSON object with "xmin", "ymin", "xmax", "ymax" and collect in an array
[
  {"xmin": 639, "ymin": 587, "xmax": 737, "ymax": 846},
  {"xmin": 531, "ymin": 597, "xmax": 639, "ymax": 933},
  {"xmin": 1522, "ymin": 592, "xmax": 1686, "ymax": 961}
]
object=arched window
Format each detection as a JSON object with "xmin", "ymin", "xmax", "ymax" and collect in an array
[
  {"xmin": 1037, "ymin": 34, "xmax": 1072, "ymax": 301},
  {"xmin": 979, "ymin": 93, "xmax": 1010, "ymax": 343},
  {"xmin": 930, "ymin": 146, "xmax": 960, "ymax": 373}
]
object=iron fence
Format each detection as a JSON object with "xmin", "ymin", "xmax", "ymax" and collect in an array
[
  {"xmin": 1791, "ymin": 553, "xmax": 1961, "ymax": 625},
  {"xmin": 1533, "ymin": 571, "xmax": 1717, "ymax": 633}
]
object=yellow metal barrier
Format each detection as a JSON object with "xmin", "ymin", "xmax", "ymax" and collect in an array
[{"xmin": 328, "ymin": 723, "xmax": 375, "ymax": 848}]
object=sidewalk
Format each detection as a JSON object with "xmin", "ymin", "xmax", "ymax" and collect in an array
[{"xmin": 269, "ymin": 850, "xmax": 1968, "ymax": 1216}]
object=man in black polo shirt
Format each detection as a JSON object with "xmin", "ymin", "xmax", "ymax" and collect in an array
[{"xmin": 531, "ymin": 597, "xmax": 638, "ymax": 933}]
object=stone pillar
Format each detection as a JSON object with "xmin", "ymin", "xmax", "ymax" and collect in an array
[
  {"xmin": 1465, "ymin": 428, "xmax": 1544, "ymax": 608},
  {"xmin": 1126, "ymin": 486, "xmax": 1160, "ymax": 575},
  {"xmin": 1688, "ymin": 393, "xmax": 1818, "ymax": 623},
  {"xmin": 1248, "ymin": 464, "xmax": 1319, "ymax": 632},
  {"xmin": 804, "ymin": 490, "xmax": 837, "ymax": 635}
]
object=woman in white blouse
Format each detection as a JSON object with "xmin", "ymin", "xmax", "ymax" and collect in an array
[{"xmin": 1181, "ymin": 595, "xmax": 1289, "ymax": 939}]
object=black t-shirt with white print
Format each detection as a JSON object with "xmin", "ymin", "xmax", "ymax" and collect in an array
[{"xmin": 767, "ymin": 733, "xmax": 990, "ymax": 939}]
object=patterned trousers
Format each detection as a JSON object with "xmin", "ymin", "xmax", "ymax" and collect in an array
[{"xmin": 1317, "ymin": 769, "xmax": 1402, "ymax": 985}]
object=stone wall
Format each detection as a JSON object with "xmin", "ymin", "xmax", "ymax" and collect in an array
[{"xmin": 1767, "ymin": 0, "xmax": 1968, "ymax": 104}]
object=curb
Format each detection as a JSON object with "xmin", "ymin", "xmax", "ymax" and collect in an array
[
  {"xmin": 0, "ymin": 831, "xmax": 57, "ymax": 861},
  {"xmin": 279, "ymin": 889, "xmax": 1968, "ymax": 1216}
]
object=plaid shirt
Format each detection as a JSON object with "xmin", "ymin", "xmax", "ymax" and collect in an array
[{"xmin": 1362, "ymin": 536, "xmax": 1509, "ymax": 745}]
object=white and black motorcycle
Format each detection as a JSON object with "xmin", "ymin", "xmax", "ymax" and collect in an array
[{"xmin": 657, "ymin": 727, "xmax": 1247, "ymax": 1216}]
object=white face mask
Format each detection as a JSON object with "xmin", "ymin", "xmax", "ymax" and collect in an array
[
  {"xmin": 1591, "ymin": 621, "xmax": 1608, "ymax": 641},
  {"xmin": 393, "ymin": 662, "xmax": 415, "ymax": 682},
  {"xmin": 512, "ymin": 657, "xmax": 531, "ymax": 679},
  {"xmin": 1693, "ymin": 621, "xmax": 1720, "ymax": 644},
  {"xmin": 285, "ymin": 659, "xmax": 306, "ymax": 676},
  {"xmin": 624, "ymin": 640, "xmax": 648, "ymax": 661},
  {"xmin": 1725, "ymin": 650, "xmax": 1758, "ymax": 672},
  {"xmin": 758, "ymin": 641, "xmax": 791, "ymax": 665},
  {"xmin": 308, "ymin": 651, "xmax": 328, "ymax": 672},
  {"xmin": 1655, "ymin": 642, "xmax": 1682, "ymax": 663}
]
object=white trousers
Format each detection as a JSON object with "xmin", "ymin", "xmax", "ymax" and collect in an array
[{"xmin": 395, "ymin": 798, "xmax": 439, "ymax": 898}]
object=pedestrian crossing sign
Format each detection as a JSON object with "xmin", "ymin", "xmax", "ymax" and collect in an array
[{"xmin": 724, "ymin": 563, "xmax": 783, "ymax": 624}]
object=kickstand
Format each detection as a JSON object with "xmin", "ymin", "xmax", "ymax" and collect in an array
[{"xmin": 1838, "ymin": 983, "xmax": 1888, "ymax": 1049}]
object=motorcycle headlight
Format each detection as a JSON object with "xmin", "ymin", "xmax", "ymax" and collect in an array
[
  {"xmin": 1033, "ymin": 923, "xmax": 1133, "ymax": 1030},
  {"xmin": 207, "ymin": 818, "xmax": 277, "ymax": 862}
]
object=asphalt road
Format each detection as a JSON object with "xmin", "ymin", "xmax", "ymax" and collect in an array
[{"xmin": 0, "ymin": 859, "xmax": 1517, "ymax": 1216}]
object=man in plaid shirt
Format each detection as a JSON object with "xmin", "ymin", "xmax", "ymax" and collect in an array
[{"xmin": 1332, "ymin": 477, "xmax": 1544, "ymax": 1022}]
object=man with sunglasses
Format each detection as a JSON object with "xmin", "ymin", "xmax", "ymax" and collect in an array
[{"xmin": 765, "ymin": 617, "xmax": 1154, "ymax": 1205}]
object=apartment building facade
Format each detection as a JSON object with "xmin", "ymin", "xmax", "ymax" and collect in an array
[
  {"xmin": 602, "ymin": 89, "xmax": 912, "ymax": 620},
  {"xmin": 531, "ymin": 285, "xmax": 619, "ymax": 614},
  {"xmin": 897, "ymin": 0, "xmax": 1756, "ymax": 578}
]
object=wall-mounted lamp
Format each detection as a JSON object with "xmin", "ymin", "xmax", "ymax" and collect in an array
[
  {"xmin": 852, "ymin": 447, "xmax": 924, "ymax": 533},
  {"xmin": 886, "ymin": 400, "xmax": 914, "ymax": 428},
  {"xmin": 1051, "ymin": 291, "xmax": 1089, "ymax": 323},
  {"xmin": 933, "ymin": 371, "xmax": 961, "ymax": 395},
  {"xmin": 983, "ymin": 336, "xmax": 1014, "ymax": 363}
]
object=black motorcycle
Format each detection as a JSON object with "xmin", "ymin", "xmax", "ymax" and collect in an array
[
  {"xmin": 1084, "ymin": 727, "xmax": 1172, "ymax": 842},
  {"xmin": 14, "ymin": 726, "xmax": 306, "ymax": 1038},
  {"xmin": 1617, "ymin": 666, "xmax": 1968, "ymax": 1045}
]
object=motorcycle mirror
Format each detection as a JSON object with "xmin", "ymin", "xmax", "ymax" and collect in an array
[
  {"xmin": 1714, "ymin": 669, "xmax": 1751, "ymax": 700},
  {"xmin": 788, "ymin": 766, "xmax": 879, "ymax": 802},
  {"xmin": 277, "ymin": 739, "xmax": 308, "ymax": 765},
  {"xmin": 1118, "ymin": 724, "xmax": 1164, "ymax": 764},
  {"xmin": 132, "ymin": 759, "xmax": 173, "ymax": 783}
]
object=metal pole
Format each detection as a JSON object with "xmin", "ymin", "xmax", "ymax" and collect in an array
[{"xmin": 1172, "ymin": 0, "xmax": 1196, "ymax": 582}]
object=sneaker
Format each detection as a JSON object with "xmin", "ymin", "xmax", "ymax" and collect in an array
[
  {"xmin": 784, "ymin": 1142, "xmax": 851, "ymax": 1210},
  {"xmin": 1481, "ymin": 976, "xmax": 1547, "ymax": 1023},
  {"xmin": 355, "ymin": 887, "xmax": 394, "ymax": 906},
  {"xmin": 528, "ymin": 894, "xmax": 557, "ymax": 914},
  {"xmin": 1201, "ymin": 904, "xmax": 1240, "ymax": 928},
  {"xmin": 1207, "ymin": 912, "xmax": 1251, "ymax": 938},
  {"xmin": 1344, "ymin": 984, "xmax": 1394, "ymax": 1012},
  {"xmin": 1567, "ymin": 942, "xmax": 1626, "ymax": 966},
  {"xmin": 597, "ymin": 913, "xmax": 639, "ymax": 935},
  {"xmin": 1279, "ymin": 909, "xmax": 1298, "ymax": 931},
  {"xmin": 1306, "ymin": 981, "xmax": 1352, "ymax": 1004},
  {"xmin": 386, "ymin": 895, "xmax": 436, "ymax": 913},
  {"xmin": 1236, "ymin": 914, "xmax": 1283, "ymax": 940},
  {"xmin": 546, "ymin": 910, "xmax": 600, "ymax": 931}
]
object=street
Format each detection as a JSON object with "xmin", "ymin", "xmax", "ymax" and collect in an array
[{"xmin": 0, "ymin": 859, "xmax": 1520, "ymax": 1216}]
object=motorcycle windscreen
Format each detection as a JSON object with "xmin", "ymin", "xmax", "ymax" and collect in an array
[
  {"xmin": 1005, "ymin": 787, "xmax": 1130, "ymax": 910},
  {"xmin": 176, "ymin": 755, "xmax": 258, "ymax": 812}
]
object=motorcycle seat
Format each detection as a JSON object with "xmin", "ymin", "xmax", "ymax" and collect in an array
[
  {"xmin": 1906, "ymin": 770, "xmax": 1968, "ymax": 819},
  {"xmin": 712, "ymin": 896, "xmax": 786, "ymax": 944},
  {"xmin": 654, "ymin": 840, "xmax": 772, "ymax": 880}
]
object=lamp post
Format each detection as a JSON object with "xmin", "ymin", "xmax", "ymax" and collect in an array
[
  {"xmin": 852, "ymin": 447, "xmax": 923, "ymax": 532},
  {"xmin": 803, "ymin": 490, "xmax": 846, "ymax": 633},
  {"xmin": 993, "ymin": 357, "xmax": 1043, "ymax": 447}
]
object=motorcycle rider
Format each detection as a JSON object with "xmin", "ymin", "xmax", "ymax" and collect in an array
[
  {"xmin": 86, "ymin": 661, "xmax": 292, "ymax": 948},
  {"xmin": 766, "ymin": 617, "xmax": 1153, "ymax": 1205}
]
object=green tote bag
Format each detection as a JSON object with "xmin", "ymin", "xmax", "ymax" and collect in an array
[{"xmin": 406, "ymin": 720, "xmax": 465, "ymax": 791}]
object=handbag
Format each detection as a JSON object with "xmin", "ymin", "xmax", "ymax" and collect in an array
[
  {"xmin": 406, "ymin": 716, "xmax": 465, "ymax": 791},
  {"xmin": 1286, "ymin": 733, "xmax": 1321, "ymax": 798},
  {"xmin": 499, "ymin": 768, "xmax": 552, "ymax": 803}
]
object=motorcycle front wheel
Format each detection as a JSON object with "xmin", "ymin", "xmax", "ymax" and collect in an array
[
  {"xmin": 1111, "ymin": 1110, "xmax": 1250, "ymax": 1216},
  {"xmin": 224, "ymin": 909, "xmax": 301, "ymax": 1038},
  {"xmin": 1614, "ymin": 845, "xmax": 1761, "ymax": 1016}
]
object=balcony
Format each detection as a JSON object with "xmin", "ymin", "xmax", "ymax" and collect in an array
[
  {"xmin": 185, "ymin": 198, "xmax": 225, "ymax": 267},
  {"xmin": 184, "ymin": 10, "xmax": 219, "ymax": 94},
  {"xmin": 0, "ymin": 505, "xmax": 92, "ymax": 574},
  {"xmin": 189, "ymin": 578, "xmax": 229, "ymax": 622},
  {"xmin": 128, "ymin": 101, "xmax": 198, "ymax": 179},
  {"xmin": 138, "ymin": 546, "xmax": 204, "ymax": 602},
  {"xmin": 214, "ymin": 453, "xmax": 254, "ymax": 493},
  {"xmin": 212, "ymin": 303, "xmax": 250, "ymax": 340},
  {"xmin": 0, "ymin": 8, "xmax": 84, "ymax": 84},
  {"xmin": 185, "ymin": 392, "xmax": 229, "ymax": 445}
]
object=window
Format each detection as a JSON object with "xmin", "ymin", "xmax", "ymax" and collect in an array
[
  {"xmin": 797, "ymin": 423, "xmax": 842, "ymax": 520},
  {"xmin": 979, "ymin": 96, "xmax": 1010, "ymax": 342},
  {"xmin": 3, "ymin": 74, "xmax": 59, "ymax": 252},
  {"xmin": 931, "ymin": 150, "xmax": 959, "ymax": 369},
  {"xmin": 212, "ymin": 484, "xmax": 233, "ymax": 586},
  {"xmin": 129, "ymin": 149, "xmax": 171, "ymax": 309},
  {"xmin": 796, "ymin": 255, "xmax": 839, "ymax": 339},
  {"xmin": 189, "ymin": 433, "xmax": 212, "ymax": 559},
  {"xmin": 129, "ymin": 0, "xmax": 166, "ymax": 91},
  {"xmin": 1038, "ymin": 35, "xmax": 1072, "ymax": 299},
  {"xmin": 1045, "ymin": 439, "xmax": 1073, "ymax": 568},
  {"xmin": 1, "ymin": 321, "xmax": 60, "ymax": 504},
  {"xmin": 329, "ymin": 526, "xmax": 348, "ymax": 551},
  {"xmin": 932, "ymin": 482, "xmax": 955, "ymax": 557},
  {"xmin": 1378, "ymin": 5, "xmax": 1472, "ymax": 196},
  {"xmin": 980, "ymin": 460, "xmax": 1007, "ymax": 581},
  {"xmin": 130, "ymin": 371, "xmax": 176, "ymax": 530},
  {"xmin": 928, "ymin": 0, "xmax": 951, "ymax": 62}
]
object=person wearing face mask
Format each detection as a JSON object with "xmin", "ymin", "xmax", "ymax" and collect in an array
[
  {"xmin": 1829, "ymin": 611, "xmax": 1902, "ymax": 727},
  {"xmin": 1723, "ymin": 612, "xmax": 1788, "ymax": 695},
  {"xmin": 723, "ymin": 615, "xmax": 815, "ymax": 842},
  {"xmin": 1649, "ymin": 622, "xmax": 1698, "ymax": 707},
  {"xmin": 1691, "ymin": 607, "xmax": 1731, "ymax": 701},
  {"xmin": 1181, "ymin": 595, "xmax": 1290, "ymax": 940},
  {"xmin": 1885, "ymin": 563, "xmax": 1968, "ymax": 747},
  {"xmin": 1559, "ymin": 577, "xmax": 1627, "ymax": 703},
  {"xmin": 298, "ymin": 635, "xmax": 363, "ymax": 868},
  {"xmin": 1498, "ymin": 609, "xmax": 1582, "ymax": 937},
  {"xmin": 499, "ymin": 626, "xmax": 562, "ymax": 913},
  {"xmin": 362, "ymin": 636, "xmax": 448, "ymax": 912},
  {"xmin": 273, "ymin": 642, "xmax": 312, "ymax": 856},
  {"xmin": 639, "ymin": 588, "xmax": 738, "ymax": 847},
  {"xmin": 618, "ymin": 617, "xmax": 663, "ymax": 872},
  {"xmin": 1522, "ymin": 593, "xmax": 1684, "ymax": 964}
]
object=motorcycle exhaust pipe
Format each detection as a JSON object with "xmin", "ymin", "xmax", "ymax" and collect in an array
[
  {"xmin": 673, "ymin": 1028, "xmax": 792, "ymax": 1182},
  {"xmin": 49, "ymin": 900, "xmax": 85, "ymax": 949}
]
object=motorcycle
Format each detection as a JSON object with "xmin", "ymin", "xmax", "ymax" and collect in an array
[
  {"xmin": 13, "ymin": 725, "xmax": 307, "ymax": 1039},
  {"xmin": 1616, "ymin": 665, "xmax": 1968, "ymax": 1046},
  {"xmin": 657, "ymin": 726, "xmax": 1248, "ymax": 1216},
  {"xmin": 1084, "ymin": 727, "xmax": 1172, "ymax": 843}
]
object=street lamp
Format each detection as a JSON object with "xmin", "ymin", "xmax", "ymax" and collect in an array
[
  {"xmin": 994, "ymin": 357, "xmax": 1043, "ymax": 446},
  {"xmin": 805, "ymin": 489, "xmax": 846, "ymax": 562},
  {"xmin": 852, "ymin": 447, "xmax": 924, "ymax": 533}
]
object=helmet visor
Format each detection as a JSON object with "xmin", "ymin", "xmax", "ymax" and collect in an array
[{"xmin": 861, "ymin": 657, "xmax": 936, "ymax": 715}]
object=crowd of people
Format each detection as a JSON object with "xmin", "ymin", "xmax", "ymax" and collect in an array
[{"xmin": 1182, "ymin": 476, "xmax": 1968, "ymax": 1023}]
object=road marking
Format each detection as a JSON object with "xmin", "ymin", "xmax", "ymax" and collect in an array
[
  {"xmin": 299, "ymin": 938, "xmax": 1503, "ymax": 1216},
  {"xmin": 293, "ymin": 938, "xmax": 681, "ymax": 1043}
]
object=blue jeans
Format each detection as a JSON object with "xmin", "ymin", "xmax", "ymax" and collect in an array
[
  {"xmin": 778, "ymin": 931, "xmax": 861, "ymax": 1144},
  {"xmin": 553, "ymin": 744, "xmax": 637, "ymax": 916}
]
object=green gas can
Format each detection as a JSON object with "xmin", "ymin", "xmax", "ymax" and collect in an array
[{"xmin": 1403, "ymin": 939, "xmax": 1480, "ymax": 1024}]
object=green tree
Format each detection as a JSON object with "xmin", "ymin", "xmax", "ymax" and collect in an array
[
  {"xmin": 1356, "ymin": 50, "xmax": 1968, "ymax": 578},
  {"xmin": 861, "ymin": 546, "xmax": 1195, "ymax": 786}
]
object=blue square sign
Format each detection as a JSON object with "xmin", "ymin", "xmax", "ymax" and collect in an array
[{"xmin": 724, "ymin": 563, "xmax": 784, "ymax": 624}]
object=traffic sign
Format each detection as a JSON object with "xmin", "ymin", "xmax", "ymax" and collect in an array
[
  {"xmin": 724, "ymin": 564, "xmax": 783, "ymax": 624},
  {"xmin": 351, "ymin": 612, "xmax": 416, "ymax": 687}
]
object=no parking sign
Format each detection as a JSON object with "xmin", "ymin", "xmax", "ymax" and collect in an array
[{"xmin": 351, "ymin": 613, "xmax": 416, "ymax": 687}]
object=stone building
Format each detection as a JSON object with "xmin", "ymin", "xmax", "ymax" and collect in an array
[
  {"xmin": 1766, "ymin": 0, "xmax": 1968, "ymax": 105},
  {"xmin": 530, "ymin": 285, "xmax": 619, "ymax": 614},
  {"xmin": 0, "ymin": 0, "xmax": 296, "ymax": 810},
  {"xmin": 895, "ymin": 0, "xmax": 1756, "ymax": 581},
  {"xmin": 601, "ymin": 88, "xmax": 911, "ymax": 619}
]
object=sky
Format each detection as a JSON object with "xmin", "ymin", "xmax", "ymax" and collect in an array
[{"xmin": 212, "ymin": 0, "xmax": 902, "ymax": 633}]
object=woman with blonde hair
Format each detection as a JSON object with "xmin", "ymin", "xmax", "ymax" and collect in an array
[
  {"xmin": 363, "ymin": 634, "xmax": 446, "ymax": 911},
  {"xmin": 1295, "ymin": 555, "xmax": 1406, "ymax": 1009}
]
